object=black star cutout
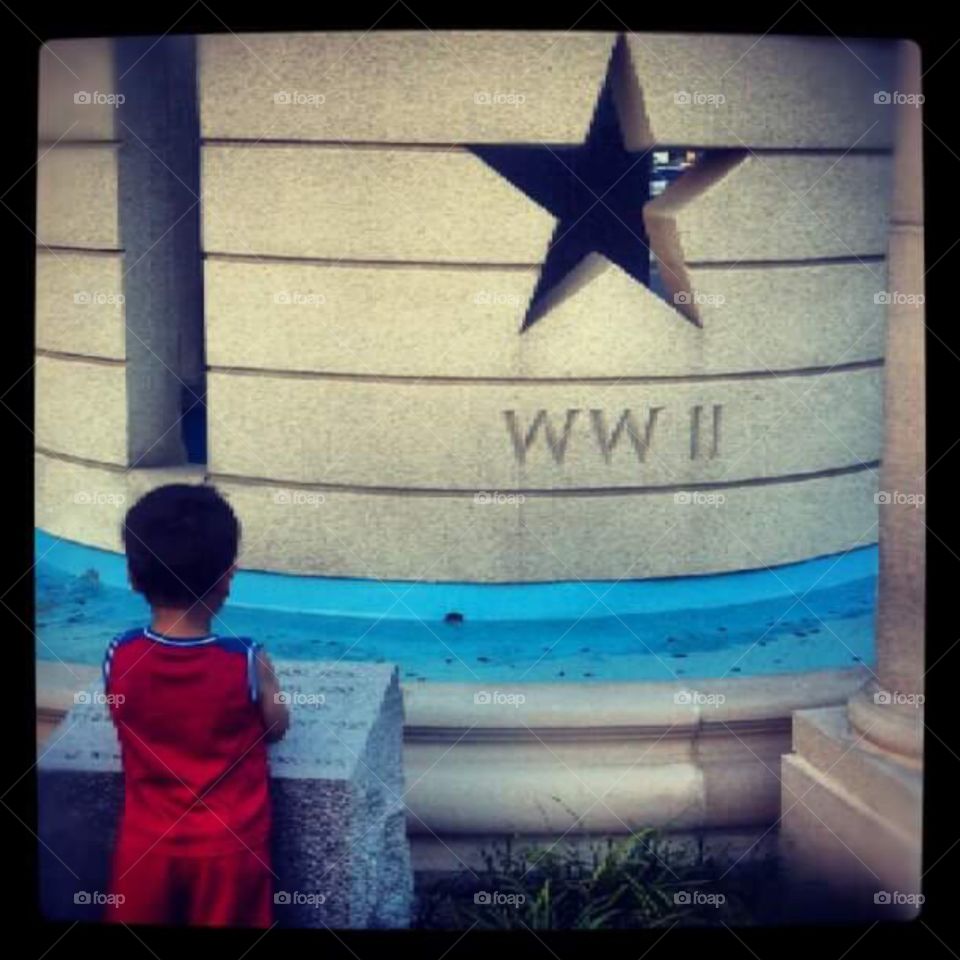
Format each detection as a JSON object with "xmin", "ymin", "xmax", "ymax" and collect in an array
[{"xmin": 471, "ymin": 36, "xmax": 653, "ymax": 332}]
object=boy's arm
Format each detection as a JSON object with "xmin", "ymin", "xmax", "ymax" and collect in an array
[{"xmin": 255, "ymin": 648, "xmax": 290, "ymax": 742}]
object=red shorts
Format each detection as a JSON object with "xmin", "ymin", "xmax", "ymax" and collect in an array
[{"xmin": 106, "ymin": 834, "xmax": 274, "ymax": 927}]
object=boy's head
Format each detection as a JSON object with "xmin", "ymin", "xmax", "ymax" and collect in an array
[{"xmin": 123, "ymin": 484, "xmax": 240, "ymax": 612}]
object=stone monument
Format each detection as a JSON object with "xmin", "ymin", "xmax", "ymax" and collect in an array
[{"xmin": 38, "ymin": 660, "xmax": 412, "ymax": 928}]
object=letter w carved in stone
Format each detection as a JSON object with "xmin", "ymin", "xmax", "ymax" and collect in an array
[
  {"xmin": 504, "ymin": 409, "xmax": 580, "ymax": 465},
  {"xmin": 590, "ymin": 408, "xmax": 662, "ymax": 463}
]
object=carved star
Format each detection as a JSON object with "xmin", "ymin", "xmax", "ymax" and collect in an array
[{"xmin": 471, "ymin": 35, "xmax": 683, "ymax": 333}]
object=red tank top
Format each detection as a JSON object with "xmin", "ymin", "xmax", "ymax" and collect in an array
[{"xmin": 103, "ymin": 628, "xmax": 271, "ymax": 855}]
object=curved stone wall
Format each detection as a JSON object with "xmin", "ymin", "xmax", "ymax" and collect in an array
[{"xmin": 36, "ymin": 32, "xmax": 898, "ymax": 582}]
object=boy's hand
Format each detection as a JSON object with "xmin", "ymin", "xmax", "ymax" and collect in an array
[{"xmin": 255, "ymin": 649, "xmax": 290, "ymax": 742}]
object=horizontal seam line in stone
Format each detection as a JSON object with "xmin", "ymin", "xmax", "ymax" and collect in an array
[{"xmin": 206, "ymin": 460, "xmax": 881, "ymax": 497}]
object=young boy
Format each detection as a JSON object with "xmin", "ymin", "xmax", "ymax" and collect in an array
[{"xmin": 103, "ymin": 484, "xmax": 290, "ymax": 927}]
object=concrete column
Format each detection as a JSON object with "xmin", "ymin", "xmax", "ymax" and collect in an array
[
  {"xmin": 778, "ymin": 41, "xmax": 924, "ymax": 919},
  {"xmin": 847, "ymin": 39, "xmax": 925, "ymax": 762},
  {"xmin": 115, "ymin": 36, "xmax": 203, "ymax": 468}
]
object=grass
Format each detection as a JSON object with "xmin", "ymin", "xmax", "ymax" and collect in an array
[{"xmin": 414, "ymin": 828, "xmax": 782, "ymax": 929}]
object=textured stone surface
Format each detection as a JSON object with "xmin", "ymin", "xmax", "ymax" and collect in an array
[
  {"xmin": 797, "ymin": 50, "xmax": 926, "ymax": 921},
  {"xmin": 34, "ymin": 31, "xmax": 897, "ymax": 592},
  {"xmin": 207, "ymin": 366, "xmax": 882, "ymax": 488},
  {"xmin": 869, "ymin": 39, "xmax": 925, "ymax": 708},
  {"xmin": 34, "ymin": 39, "xmax": 204, "ymax": 478},
  {"xmin": 204, "ymin": 150, "xmax": 891, "ymax": 268},
  {"xmin": 36, "ymin": 251, "xmax": 126, "ymax": 359},
  {"xmin": 39, "ymin": 38, "xmax": 118, "ymax": 142},
  {"xmin": 37, "ymin": 661, "xmax": 861, "ymax": 877},
  {"xmin": 34, "ymin": 452, "xmax": 127, "ymax": 551},
  {"xmin": 116, "ymin": 37, "xmax": 203, "ymax": 466},
  {"xmin": 33, "ymin": 452, "xmax": 205, "ymax": 554},
  {"xmin": 214, "ymin": 467, "xmax": 878, "ymax": 581},
  {"xmin": 204, "ymin": 257, "xmax": 887, "ymax": 377},
  {"xmin": 890, "ymin": 42, "xmax": 924, "ymax": 227},
  {"xmin": 645, "ymin": 152, "xmax": 892, "ymax": 265},
  {"xmin": 199, "ymin": 32, "xmax": 616, "ymax": 144},
  {"xmin": 197, "ymin": 32, "xmax": 898, "ymax": 150},
  {"xmin": 35, "ymin": 355, "xmax": 127, "ymax": 465},
  {"xmin": 792, "ymin": 708, "xmax": 921, "ymax": 834},
  {"xmin": 201, "ymin": 144, "xmax": 556, "ymax": 263},
  {"xmin": 266, "ymin": 661, "xmax": 411, "ymax": 928},
  {"xmin": 38, "ymin": 661, "xmax": 412, "ymax": 928},
  {"xmin": 699, "ymin": 754, "xmax": 782, "ymax": 828},
  {"xmin": 408, "ymin": 756, "xmax": 706, "ymax": 833},
  {"xmin": 400, "ymin": 670, "xmax": 866, "ymax": 729},
  {"xmin": 125, "ymin": 464, "xmax": 207, "ymax": 502},
  {"xmin": 36, "ymin": 661, "xmax": 101, "ymax": 717},
  {"xmin": 781, "ymin": 739, "xmax": 922, "ymax": 920},
  {"xmin": 617, "ymin": 33, "xmax": 897, "ymax": 149},
  {"xmin": 403, "ymin": 717, "xmax": 788, "ymax": 836},
  {"xmin": 36, "ymin": 144, "xmax": 119, "ymax": 250}
]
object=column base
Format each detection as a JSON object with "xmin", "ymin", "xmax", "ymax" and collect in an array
[
  {"xmin": 780, "ymin": 706, "xmax": 922, "ymax": 921},
  {"xmin": 847, "ymin": 680, "xmax": 924, "ymax": 764}
]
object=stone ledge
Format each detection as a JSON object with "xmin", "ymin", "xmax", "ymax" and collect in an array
[
  {"xmin": 780, "ymin": 753, "xmax": 922, "ymax": 920},
  {"xmin": 792, "ymin": 705, "xmax": 921, "ymax": 835},
  {"xmin": 401, "ymin": 668, "xmax": 868, "ymax": 728},
  {"xmin": 779, "ymin": 707, "xmax": 923, "ymax": 922},
  {"xmin": 38, "ymin": 663, "xmax": 867, "ymax": 856},
  {"xmin": 38, "ymin": 660, "xmax": 412, "ymax": 928}
]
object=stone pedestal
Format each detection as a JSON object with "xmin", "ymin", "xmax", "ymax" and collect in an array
[
  {"xmin": 38, "ymin": 660, "xmax": 412, "ymax": 928},
  {"xmin": 780, "ymin": 708, "xmax": 922, "ymax": 920}
]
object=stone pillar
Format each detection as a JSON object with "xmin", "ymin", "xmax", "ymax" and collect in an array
[
  {"xmin": 847, "ymin": 39, "xmax": 925, "ymax": 762},
  {"xmin": 35, "ymin": 37, "xmax": 208, "ymax": 555},
  {"xmin": 779, "ymin": 40, "xmax": 924, "ymax": 920}
]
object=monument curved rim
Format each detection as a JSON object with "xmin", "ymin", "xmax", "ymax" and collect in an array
[{"xmin": 36, "ymin": 528, "xmax": 877, "ymax": 623}]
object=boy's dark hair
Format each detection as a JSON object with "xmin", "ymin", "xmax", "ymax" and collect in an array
[{"xmin": 123, "ymin": 484, "xmax": 240, "ymax": 606}]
